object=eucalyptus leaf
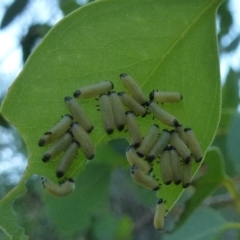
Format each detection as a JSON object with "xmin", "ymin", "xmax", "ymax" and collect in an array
[{"xmin": 0, "ymin": 0, "xmax": 222, "ymax": 238}]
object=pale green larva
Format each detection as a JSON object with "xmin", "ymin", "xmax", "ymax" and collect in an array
[
  {"xmin": 38, "ymin": 114, "xmax": 73, "ymax": 147},
  {"xmin": 73, "ymin": 81, "xmax": 113, "ymax": 98}
]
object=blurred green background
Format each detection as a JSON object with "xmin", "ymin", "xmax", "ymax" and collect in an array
[{"xmin": 0, "ymin": 0, "xmax": 240, "ymax": 239}]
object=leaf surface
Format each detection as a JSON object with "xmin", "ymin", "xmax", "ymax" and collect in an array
[{"xmin": 0, "ymin": 0, "xmax": 222, "ymax": 237}]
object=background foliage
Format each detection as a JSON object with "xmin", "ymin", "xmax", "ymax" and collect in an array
[{"xmin": 0, "ymin": 0, "xmax": 240, "ymax": 239}]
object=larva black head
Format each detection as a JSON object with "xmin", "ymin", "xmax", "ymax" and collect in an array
[
  {"xmin": 64, "ymin": 114, "xmax": 73, "ymax": 120},
  {"xmin": 170, "ymin": 129, "xmax": 177, "ymax": 134},
  {"xmin": 56, "ymin": 171, "xmax": 64, "ymax": 178},
  {"xmin": 108, "ymin": 90, "xmax": 116, "ymax": 95},
  {"xmin": 184, "ymin": 156, "xmax": 191, "ymax": 164},
  {"xmin": 136, "ymin": 151, "xmax": 144, "ymax": 158},
  {"xmin": 38, "ymin": 138, "xmax": 45, "ymax": 147},
  {"xmin": 132, "ymin": 142, "xmax": 140, "ymax": 148},
  {"xmin": 106, "ymin": 80, "xmax": 114, "ymax": 89},
  {"xmin": 157, "ymin": 198, "xmax": 164, "ymax": 204},
  {"xmin": 64, "ymin": 96, "xmax": 73, "ymax": 101},
  {"xmin": 44, "ymin": 131, "xmax": 52, "ymax": 135},
  {"xmin": 149, "ymin": 91, "xmax": 155, "ymax": 101},
  {"xmin": 163, "ymin": 146, "xmax": 170, "ymax": 151},
  {"xmin": 183, "ymin": 182, "xmax": 190, "ymax": 188},
  {"xmin": 130, "ymin": 164, "xmax": 138, "ymax": 174},
  {"xmin": 164, "ymin": 180, "xmax": 172, "ymax": 185},
  {"xmin": 117, "ymin": 125, "xmax": 125, "ymax": 132},
  {"xmin": 68, "ymin": 178, "xmax": 74, "ymax": 183},
  {"xmin": 70, "ymin": 122, "xmax": 78, "ymax": 128},
  {"xmin": 163, "ymin": 129, "xmax": 170, "ymax": 133},
  {"xmin": 195, "ymin": 157, "xmax": 203, "ymax": 163},
  {"xmin": 153, "ymin": 124, "xmax": 159, "ymax": 128},
  {"xmin": 184, "ymin": 127, "xmax": 192, "ymax": 132},
  {"xmin": 174, "ymin": 179, "xmax": 181, "ymax": 185},
  {"xmin": 87, "ymin": 125, "xmax": 94, "ymax": 133},
  {"xmin": 153, "ymin": 186, "xmax": 160, "ymax": 191},
  {"xmin": 180, "ymin": 94, "xmax": 183, "ymax": 100},
  {"xmin": 106, "ymin": 128, "xmax": 114, "ymax": 135},
  {"xmin": 120, "ymin": 73, "xmax": 128, "ymax": 78},
  {"xmin": 87, "ymin": 154, "xmax": 95, "ymax": 160},
  {"xmin": 73, "ymin": 140, "xmax": 81, "ymax": 147},
  {"xmin": 125, "ymin": 110, "xmax": 133, "ymax": 115},
  {"xmin": 73, "ymin": 90, "xmax": 81, "ymax": 98},
  {"xmin": 173, "ymin": 119, "xmax": 180, "ymax": 127},
  {"xmin": 146, "ymin": 100, "xmax": 152, "ymax": 107},
  {"xmin": 117, "ymin": 91, "xmax": 125, "ymax": 96},
  {"xmin": 42, "ymin": 153, "xmax": 51, "ymax": 162},
  {"xmin": 169, "ymin": 146, "xmax": 176, "ymax": 151},
  {"xmin": 146, "ymin": 155, "xmax": 155, "ymax": 162}
]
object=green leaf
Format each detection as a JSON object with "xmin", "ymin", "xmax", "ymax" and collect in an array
[
  {"xmin": 164, "ymin": 206, "xmax": 227, "ymax": 240},
  {"xmin": 174, "ymin": 147, "xmax": 226, "ymax": 230},
  {"xmin": 0, "ymin": 0, "xmax": 222, "ymax": 237}
]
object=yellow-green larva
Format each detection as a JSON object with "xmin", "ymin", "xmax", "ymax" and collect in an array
[
  {"xmin": 150, "ymin": 90, "xmax": 182, "ymax": 103},
  {"xmin": 159, "ymin": 147, "xmax": 173, "ymax": 185},
  {"xmin": 154, "ymin": 199, "xmax": 166, "ymax": 230},
  {"xmin": 175, "ymin": 124, "xmax": 189, "ymax": 146},
  {"xmin": 99, "ymin": 94, "xmax": 115, "ymax": 134},
  {"xmin": 148, "ymin": 101, "xmax": 180, "ymax": 127},
  {"xmin": 73, "ymin": 81, "xmax": 114, "ymax": 98},
  {"xmin": 146, "ymin": 129, "xmax": 170, "ymax": 161},
  {"xmin": 41, "ymin": 177, "xmax": 75, "ymax": 197},
  {"xmin": 38, "ymin": 114, "xmax": 73, "ymax": 147},
  {"xmin": 137, "ymin": 124, "xmax": 160, "ymax": 158},
  {"xmin": 126, "ymin": 146, "xmax": 152, "ymax": 173},
  {"xmin": 170, "ymin": 130, "xmax": 191, "ymax": 164},
  {"xmin": 182, "ymin": 160, "xmax": 192, "ymax": 188},
  {"xmin": 71, "ymin": 123, "xmax": 95, "ymax": 160},
  {"xmin": 42, "ymin": 131, "xmax": 73, "ymax": 162},
  {"xmin": 184, "ymin": 128, "xmax": 203, "ymax": 162},
  {"xmin": 56, "ymin": 140, "xmax": 80, "ymax": 178},
  {"xmin": 126, "ymin": 111, "xmax": 142, "ymax": 148},
  {"xmin": 64, "ymin": 96, "xmax": 93, "ymax": 133},
  {"xmin": 169, "ymin": 146, "xmax": 182, "ymax": 185},
  {"xmin": 109, "ymin": 91, "xmax": 126, "ymax": 131},
  {"xmin": 130, "ymin": 164, "xmax": 160, "ymax": 191},
  {"xmin": 118, "ymin": 92, "xmax": 147, "ymax": 117},
  {"xmin": 119, "ymin": 73, "xmax": 147, "ymax": 105}
]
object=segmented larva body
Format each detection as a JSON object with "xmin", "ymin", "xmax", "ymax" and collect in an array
[
  {"xmin": 154, "ymin": 199, "xmax": 166, "ymax": 230},
  {"xmin": 126, "ymin": 146, "xmax": 152, "ymax": 174},
  {"xmin": 109, "ymin": 91, "xmax": 126, "ymax": 131},
  {"xmin": 169, "ymin": 146, "xmax": 182, "ymax": 185},
  {"xmin": 130, "ymin": 164, "xmax": 160, "ymax": 191},
  {"xmin": 137, "ymin": 124, "xmax": 160, "ymax": 158},
  {"xmin": 150, "ymin": 90, "xmax": 182, "ymax": 103},
  {"xmin": 41, "ymin": 177, "xmax": 75, "ymax": 197},
  {"xmin": 71, "ymin": 123, "xmax": 95, "ymax": 160},
  {"xmin": 64, "ymin": 96, "xmax": 93, "ymax": 133},
  {"xmin": 73, "ymin": 81, "xmax": 114, "ymax": 98},
  {"xmin": 175, "ymin": 125, "xmax": 188, "ymax": 146},
  {"xmin": 56, "ymin": 140, "xmax": 80, "ymax": 178},
  {"xmin": 182, "ymin": 160, "xmax": 192, "ymax": 188},
  {"xmin": 118, "ymin": 92, "xmax": 147, "ymax": 117},
  {"xmin": 38, "ymin": 114, "xmax": 73, "ymax": 147},
  {"xmin": 99, "ymin": 94, "xmax": 115, "ymax": 134},
  {"xmin": 42, "ymin": 131, "xmax": 73, "ymax": 162},
  {"xmin": 170, "ymin": 130, "xmax": 191, "ymax": 164},
  {"xmin": 119, "ymin": 73, "xmax": 147, "ymax": 105},
  {"xmin": 159, "ymin": 147, "xmax": 173, "ymax": 185},
  {"xmin": 146, "ymin": 129, "xmax": 170, "ymax": 161},
  {"xmin": 125, "ymin": 111, "xmax": 142, "ymax": 148},
  {"xmin": 184, "ymin": 128, "xmax": 203, "ymax": 163},
  {"xmin": 148, "ymin": 101, "xmax": 179, "ymax": 127}
]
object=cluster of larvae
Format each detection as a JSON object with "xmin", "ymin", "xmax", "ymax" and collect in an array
[{"xmin": 38, "ymin": 73, "xmax": 203, "ymax": 230}]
